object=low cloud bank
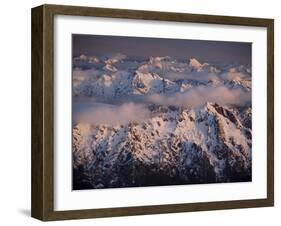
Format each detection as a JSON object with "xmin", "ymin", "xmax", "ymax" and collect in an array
[
  {"xmin": 147, "ymin": 85, "xmax": 251, "ymax": 107},
  {"xmin": 220, "ymin": 69, "xmax": 249, "ymax": 81},
  {"xmin": 163, "ymin": 71, "xmax": 221, "ymax": 83},
  {"xmin": 163, "ymin": 70, "xmax": 250, "ymax": 83},
  {"xmin": 73, "ymin": 68, "xmax": 102, "ymax": 87},
  {"xmin": 74, "ymin": 102, "xmax": 149, "ymax": 125}
]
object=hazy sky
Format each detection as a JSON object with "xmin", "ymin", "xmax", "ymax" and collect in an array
[{"xmin": 72, "ymin": 34, "xmax": 252, "ymax": 64}]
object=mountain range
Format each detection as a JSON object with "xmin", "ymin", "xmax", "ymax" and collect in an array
[{"xmin": 72, "ymin": 53, "xmax": 252, "ymax": 189}]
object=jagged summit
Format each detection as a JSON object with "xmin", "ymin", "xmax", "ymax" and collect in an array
[
  {"xmin": 73, "ymin": 102, "xmax": 251, "ymax": 189},
  {"xmin": 189, "ymin": 58, "xmax": 202, "ymax": 69}
]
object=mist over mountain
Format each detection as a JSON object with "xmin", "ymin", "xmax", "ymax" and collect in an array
[{"xmin": 72, "ymin": 53, "xmax": 252, "ymax": 189}]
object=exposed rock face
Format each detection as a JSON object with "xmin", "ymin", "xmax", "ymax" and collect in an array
[{"xmin": 73, "ymin": 103, "xmax": 251, "ymax": 189}]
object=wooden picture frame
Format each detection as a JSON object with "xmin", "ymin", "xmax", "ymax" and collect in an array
[{"xmin": 31, "ymin": 4, "xmax": 274, "ymax": 221}]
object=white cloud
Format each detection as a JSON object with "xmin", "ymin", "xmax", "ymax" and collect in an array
[
  {"xmin": 73, "ymin": 68, "xmax": 102, "ymax": 87},
  {"xmin": 147, "ymin": 85, "xmax": 251, "ymax": 107},
  {"xmin": 74, "ymin": 102, "xmax": 150, "ymax": 126}
]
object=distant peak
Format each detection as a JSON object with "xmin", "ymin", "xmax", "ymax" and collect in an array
[
  {"xmin": 79, "ymin": 54, "xmax": 87, "ymax": 60},
  {"xmin": 105, "ymin": 53, "xmax": 127, "ymax": 64},
  {"xmin": 189, "ymin": 58, "xmax": 202, "ymax": 69}
]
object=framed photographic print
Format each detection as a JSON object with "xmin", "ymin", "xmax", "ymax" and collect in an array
[{"xmin": 31, "ymin": 4, "xmax": 274, "ymax": 221}]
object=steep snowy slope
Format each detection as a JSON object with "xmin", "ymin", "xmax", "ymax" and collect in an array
[{"xmin": 73, "ymin": 103, "xmax": 251, "ymax": 189}]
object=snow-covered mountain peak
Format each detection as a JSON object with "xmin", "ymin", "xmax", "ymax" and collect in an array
[
  {"xmin": 78, "ymin": 54, "xmax": 87, "ymax": 60},
  {"xmin": 189, "ymin": 58, "xmax": 202, "ymax": 69},
  {"xmin": 73, "ymin": 101, "xmax": 251, "ymax": 189},
  {"xmin": 103, "ymin": 63, "xmax": 117, "ymax": 72},
  {"xmin": 202, "ymin": 101, "xmax": 216, "ymax": 111},
  {"xmin": 105, "ymin": 53, "xmax": 127, "ymax": 64},
  {"xmin": 132, "ymin": 70, "xmax": 179, "ymax": 95}
]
